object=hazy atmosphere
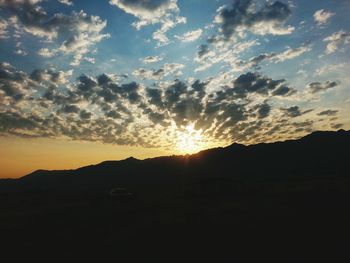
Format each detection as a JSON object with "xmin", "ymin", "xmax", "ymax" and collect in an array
[{"xmin": 1, "ymin": 0, "xmax": 350, "ymax": 177}]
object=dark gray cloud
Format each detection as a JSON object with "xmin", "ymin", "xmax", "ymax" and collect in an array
[
  {"xmin": 197, "ymin": 44, "xmax": 210, "ymax": 59},
  {"xmin": 62, "ymin": 104, "xmax": 80, "ymax": 114},
  {"xmin": 331, "ymin": 123, "xmax": 343, "ymax": 129},
  {"xmin": 79, "ymin": 110, "xmax": 92, "ymax": 120},
  {"xmin": 308, "ymin": 81, "xmax": 338, "ymax": 93},
  {"xmin": 0, "ymin": 111, "xmax": 39, "ymax": 133},
  {"xmin": 257, "ymin": 103, "xmax": 271, "ymax": 119},
  {"xmin": 281, "ymin": 106, "xmax": 312, "ymax": 118},
  {"xmin": 232, "ymin": 72, "xmax": 293, "ymax": 98},
  {"xmin": 215, "ymin": 0, "xmax": 294, "ymax": 40},
  {"xmin": 317, "ymin": 110, "xmax": 338, "ymax": 116},
  {"xmin": 271, "ymin": 85, "xmax": 296, "ymax": 96}
]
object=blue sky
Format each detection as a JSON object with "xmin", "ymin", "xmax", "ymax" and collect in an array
[{"xmin": 1, "ymin": 0, "xmax": 350, "ymax": 154}]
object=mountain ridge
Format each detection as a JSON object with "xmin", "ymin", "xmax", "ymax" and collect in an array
[
  {"xmin": 0, "ymin": 129, "xmax": 348, "ymax": 189},
  {"xmin": 9, "ymin": 129, "xmax": 347, "ymax": 183}
]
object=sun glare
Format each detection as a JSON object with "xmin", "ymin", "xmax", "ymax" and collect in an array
[{"xmin": 176, "ymin": 124, "xmax": 206, "ymax": 154}]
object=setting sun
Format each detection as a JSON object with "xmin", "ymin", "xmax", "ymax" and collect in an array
[{"xmin": 176, "ymin": 124, "xmax": 206, "ymax": 154}]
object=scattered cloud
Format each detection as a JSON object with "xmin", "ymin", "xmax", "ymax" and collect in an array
[
  {"xmin": 58, "ymin": 0, "xmax": 73, "ymax": 5},
  {"xmin": 109, "ymin": 0, "xmax": 186, "ymax": 45},
  {"xmin": 1, "ymin": 62, "xmax": 329, "ymax": 148},
  {"xmin": 315, "ymin": 63, "xmax": 346, "ymax": 76},
  {"xmin": 175, "ymin": 29, "xmax": 202, "ymax": 42},
  {"xmin": 37, "ymin": 48, "xmax": 55, "ymax": 58},
  {"xmin": 323, "ymin": 30, "xmax": 350, "ymax": 54},
  {"xmin": 281, "ymin": 106, "xmax": 312, "ymax": 118},
  {"xmin": 0, "ymin": 18, "xmax": 9, "ymax": 39},
  {"xmin": 133, "ymin": 63, "xmax": 185, "ymax": 80},
  {"xmin": 141, "ymin": 56, "xmax": 163, "ymax": 64},
  {"xmin": 317, "ymin": 110, "xmax": 338, "ymax": 116},
  {"xmin": 272, "ymin": 45, "xmax": 311, "ymax": 62},
  {"xmin": 308, "ymin": 81, "xmax": 338, "ymax": 93},
  {"xmin": 214, "ymin": 0, "xmax": 294, "ymax": 41},
  {"xmin": 0, "ymin": 1, "xmax": 110, "ymax": 65},
  {"xmin": 313, "ymin": 9, "xmax": 334, "ymax": 26}
]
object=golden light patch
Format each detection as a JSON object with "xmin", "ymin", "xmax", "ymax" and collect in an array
[{"xmin": 175, "ymin": 124, "xmax": 206, "ymax": 154}]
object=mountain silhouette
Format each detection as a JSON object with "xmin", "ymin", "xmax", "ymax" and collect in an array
[
  {"xmin": 0, "ymin": 129, "xmax": 348, "ymax": 191},
  {"xmin": 1, "ymin": 129, "xmax": 350, "ymax": 261}
]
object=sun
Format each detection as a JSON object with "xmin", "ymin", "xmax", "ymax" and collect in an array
[{"xmin": 176, "ymin": 124, "xmax": 206, "ymax": 154}]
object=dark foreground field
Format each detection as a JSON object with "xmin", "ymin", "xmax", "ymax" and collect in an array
[
  {"xmin": 1, "ymin": 182, "xmax": 350, "ymax": 261},
  {"xmin": 1, "ymin": 130, "xmax": 350, "ymax": 261}
]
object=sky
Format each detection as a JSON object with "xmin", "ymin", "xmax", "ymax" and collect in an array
[{"xmin": 0, "ymin": 0, "xmax": 350, "ymax": 178}]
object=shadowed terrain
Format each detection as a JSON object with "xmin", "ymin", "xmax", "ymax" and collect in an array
[{"xmin": 1, "ymin": 130, "xmax": 350, "ymax": 261}]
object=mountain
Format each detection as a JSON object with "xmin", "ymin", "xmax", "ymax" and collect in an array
[
  {"xmin": 1, "ymin": 129, "xmax": 349, "ymax": 193},
  {"xmin": 1, "ymin": 130, "xmax": 350, "ymax": 260}
]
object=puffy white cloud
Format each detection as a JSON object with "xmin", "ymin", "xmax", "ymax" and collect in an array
[
  {"xmin": 313, "ymin": 9, "xmax": 334, "ymax": 26},
  {"xmin": 37, "ymin": 48, "xmax": 55, "ymax": 58},
  {"xmin": 0, "ymin": 1, "xmax": 110, "ymax": 65},
  {"xmin": 175, "ymin": 29, "xmax": 203, "ymax": 42},
  {"xmin": 109, "ymin": 0, "xmax": 186, "ymax": 45},
  {"xmin": 109, "ymin": 0, "xmax": 179, "ymax": 28},
  {"xmin": 323, "ymin": 30, "xmax": 350, "ymax": 54},
  {"xmin": 58, "ymin": 0, "xmax": 73, "ymax": 6}
]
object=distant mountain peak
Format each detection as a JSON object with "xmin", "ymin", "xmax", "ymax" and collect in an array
[{"xmin": 124, "ymin": 157, "xmax": 139, "ymax": 162}]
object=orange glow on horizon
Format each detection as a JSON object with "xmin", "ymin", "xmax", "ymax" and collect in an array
[{"xmin": 0, "ymin": 137, "xmax": 169, "ymax": 178}]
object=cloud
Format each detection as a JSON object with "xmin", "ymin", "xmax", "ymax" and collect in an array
[
  {"xmin": 331, "ymin": 123, "xmax": 343, "ymax": 130},
  {"xmin": 214, "ymin": 0, "xmax": 294, "ymax": 41},
  {"xmin": 231, "ymin": 71, "xmax": 296, "ymax": 98},
  {"xmin": 315, "ymin": 63, "xmax": 346, "ymax": 76},
  {"xmin": 133, "ymin": 63, "xmax": 185, "ymax": 80},
  {"xmin": 0, "ymin": 62, "xmax": 334, "ymax": 148},
  {"xmin": 317, "ymin": 110, "xmax": 338, "ymax": 116},
  {"xmin": 58, "ymin": 0, "xmax": 73, "ymax": 5},
  {"xmin": 272, "ymin": 45, "xmax": 311, "ymax": 62},
  {"xmin": 62, "ymin": 104, "xmax": 80, "ymax": 114},
  {"xmin": 234, "ymin": 44, "xmax": 311, "ymax": 71},
  {"xmin": 109, "ymin": 0, "xmax": 186, "ymax": 45},
  {"xmin": 194, "ymin": 40, "xmax": 258, "ymax": 72},
  {"xmin": 0, "ymin": 1, "xmax": 110, "ymax": 65},
  {"xmin": 175, "ymin": 29, "xmax": 202, "ymax": 42},
  {"xmin": 308, "ymin": 81, "xmax": 338, "ymax": 93},
  {"xmin": 257, "ymin": 103, "xmax": 271, "ymax": 119},
  {"xmin": 37, "ymin": 48, "xmax": 55, "ymax": 57},
  {"xmin": 323, "ymin": 30, "xmax": 350, "ymax": 54},
  {"xmin": 313, "ymin": 9, "xmax": 334, "ymax": 26},
  {"xmin": 14, "ymin": 49, "xmax": 28, "ymax": 56},
  {"xmin": 141, "ymin": 56, "xmax": 163, "ymax": 64},
  {"xmin": 30, "ymin": 68, "xmax": 73, "ymax": 84},
  {"xmin": 0, "ymin": 111, "xmax": 41, "ymax": 135},
  {"xmin": 281, "ymin": 106, "xmax": 312, "ymax": 118},
  {"xmin": 0, "ymin": 18, "xmax": 9, "ymax": 39},
  {"xmin": 0, "ymin": 62, "xmax": 30, "ymax": 104}
]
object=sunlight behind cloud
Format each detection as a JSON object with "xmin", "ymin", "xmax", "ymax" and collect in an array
[{"xmin": 175, "ymin": 124, "xmax": 206, "ymax": 154}]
